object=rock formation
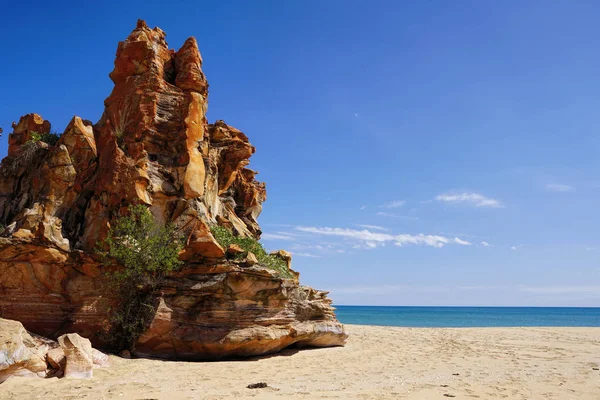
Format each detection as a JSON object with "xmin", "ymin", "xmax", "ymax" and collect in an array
[
  {"xmin": 0, "ymin": 318, "xmax": 48, "ymax": 382},
  {"xmin": 0, "ymin": 20, "xmax": 347, "ymax": 360},
  {"xmin": 58, "ymin": 333, "xmax": 95, "ymax": 378},
  {"xmin": 0, "ymin": 318, "xmax": 108, "ymax": 382}
]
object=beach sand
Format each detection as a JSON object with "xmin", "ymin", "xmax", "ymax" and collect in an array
[{"xmin": 2, "ymin": 325, "xmax": 599, "ymax": 399}]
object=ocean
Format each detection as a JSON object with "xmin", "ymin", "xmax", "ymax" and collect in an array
[{"xmin": 334, "ymin": 306, "xmax": 600, "ymax": 327}]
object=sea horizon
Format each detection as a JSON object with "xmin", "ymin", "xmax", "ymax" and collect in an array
[{"xmin": 333, "ymin": 305, "xmax": 600, "ymax": 327}]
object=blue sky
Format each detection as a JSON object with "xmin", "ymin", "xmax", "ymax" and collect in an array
[{"xmin": 1, "ymin": 1, "xmax": 599, "ymax": 306}]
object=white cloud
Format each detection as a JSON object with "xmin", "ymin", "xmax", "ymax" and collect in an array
[
  {"xmin": 435, "ymin": 192, "xmax": 502, "ymax": 208},
  {"xmin": 261, "ymin": 233, "xmax": 296, "ymax": 241},
  {"xmin": 355, "ymin": 224, "xmax": 388, "ymax": 231},
  {"xmin": 511, "ymin": 246, "xmax": 517, "ymax": 250},
  {"xmin": 454, "ymin": 237, "xmax": 472, "ymax": 246},
  {"xmin": 376, "ymin": 212, "xmax": 419, "ymax": 220},
  {"xmin": 481, "ymin": 241, "xmax": 490, "ymax": 247},
  {"xmin": 380, "ymin": 200, "xmax": 406, "ymax": 209},
  {"xmin": 292, "ymin": 252, "xmax": 322, "ymax": 258},
  {"xmin": 546, "ymin": 183, "xmax": 573, "ymax": 192},
  {"xmin": 360, "ymin": 205, "xmax": 366, "ymax": 210},
  {"xmin": 289, "ymin": 241, "xmax": 350, "ymax": 256},
  {"xmin": 394, "ymin": 234, "xmax": 450, "ymax": 248},
  {"xmin": 296, "ymin": 226, "xmax": 393, "ymax": 243},
  {"xmin": 295, "ymin": 226, "xmax": 467, "ymax": 249}
]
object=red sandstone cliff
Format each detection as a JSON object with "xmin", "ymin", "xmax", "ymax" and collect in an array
[{"xmin": 0, "ymin": 20, "xmax": 347, "ymax": 360}]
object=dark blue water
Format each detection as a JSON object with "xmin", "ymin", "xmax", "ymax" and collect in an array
[{"xmin": 334, "ymin": 306, "xmax": 600, "ymax": 327}]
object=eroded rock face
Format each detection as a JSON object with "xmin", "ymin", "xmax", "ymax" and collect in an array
[
  {"xmin": 58, "ymin": 333, "xmax": 94, "ymax": 378},
  {"xmin": 0, "ymin": 318, "xmax": 108, "ymax": 382},
  {"xmin": 0, "ymin": 318, "xmax": 48, "ymax": 383},
  {"xmin": 0, "ymin": 20, "xmax": 347, "ymax": 360},
  {"xmin": 7, "ymin": 114, "xmax": 51, "ymax": 157}
]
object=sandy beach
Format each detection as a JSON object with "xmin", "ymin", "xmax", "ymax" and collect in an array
[{"xmin": 2, "ymin": 325, "xmax": 599, "ymax": 399}]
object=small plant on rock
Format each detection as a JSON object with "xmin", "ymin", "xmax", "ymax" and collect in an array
[
  {"xmin": 210, "ymin": 225, "xmax": 292, "ymax": 278},
  {"xmin": 29, "ymin": 131, "xmax": 60, "ymax": 146}
]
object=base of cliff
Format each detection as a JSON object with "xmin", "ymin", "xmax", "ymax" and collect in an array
[{"xmin": 0, "ymin": 238, "xmax": 348, "ymax": 361}]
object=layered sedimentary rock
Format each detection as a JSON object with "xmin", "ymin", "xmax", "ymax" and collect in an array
[{"xmin": 0, "ymin": 20, "xmax": 346, "ymax": 360}]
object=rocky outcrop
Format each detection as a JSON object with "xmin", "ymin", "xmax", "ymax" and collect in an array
[
  {"xmin": 0, "ymin": 318, "xmax": 48, "ymax": 382},
  {"xmin": 58, "ymin": 333, "xmax": 94, "ymax": 378},
  {"xmin": 0, "ymin": 20, "xmax": 346, "ymax": 360},
  {"xmin": 136, "ymin": 268, "xmax": 344, "ymax": 359},
  {"xmin": 0, "ymin": 318, "xmax": 108, "ymax": 382}
]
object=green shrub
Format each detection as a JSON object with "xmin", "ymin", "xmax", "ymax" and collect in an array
[
  {"xmin": 29, "ymin": 131, "xmax": 60, "ymax": 146},
  {"xmin": 96, "ymin": 205, "xmax": 183, "ymax": 350},
  {"xmin": 210, "ymin": 225, "xmax": 292, "ymax": 278},
  {"xmin": 100, "ymin": 205, "xmax": 183, "ymax": 282}
]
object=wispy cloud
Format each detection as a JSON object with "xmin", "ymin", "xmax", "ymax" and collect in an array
[
  {"xmin": 355, "ymin": 224, "xmax": 388, "ymax": 231},
  {"xmin": 292, "ymin": 252, "xmax": 322, "ymax": 258},
  {"xmin": 261, "ymin": 233, "xmax": 296, "ymax": 241},
  {"xmin": 295, "ymin": 226, "xmax": 469, "ymax": 249},
  {"xmin": 546, "ymin": 183, "xmax": 573, "ymax": 192},
  {"xmin": 392, "ymin": 234, "xmax": 451, "ymax": 247},
  {"xmin": 376, "ymin": 212, "xmax": 419, "ymax": 220},
  {"xmin": 379, "ymin": 200, "xmax": 406, "ymax": 209},
  {"xmin": 360, "ymin": 205, "xmax": 366, "ymax": 210},
  {"xmin": 481, "ymin": 241, "xmax": 490, "ymax": 247},
  {"xmin": 297, "ymin": 226, "xmax": 393, "ymax": 243},
  {"xmin": 454, "ymin": 237, "xmax": 472, "ymax": 246},
  {"xmin": 436, "ymin": 192, "xmax": 502, "ymax": 208},
  {"xmin": 289, "ymin": 242, "xmax": 348, "ymax": 256}
]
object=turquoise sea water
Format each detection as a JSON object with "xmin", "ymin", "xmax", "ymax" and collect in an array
[{"xmin": 334, "ymin": 306, "xmax": 600, "ymax": 327}]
